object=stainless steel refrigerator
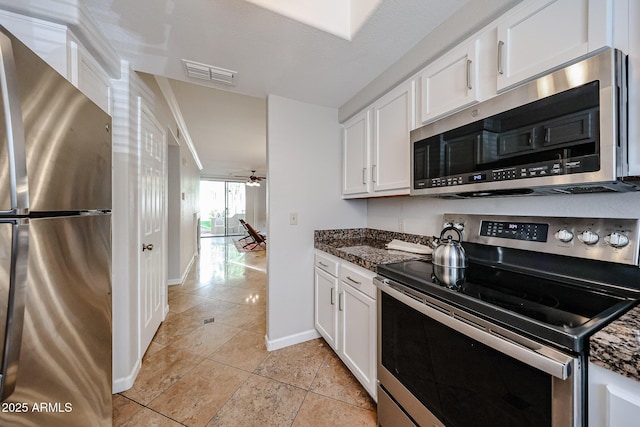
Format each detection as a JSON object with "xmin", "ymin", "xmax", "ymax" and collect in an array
[{"xmin": 0, "ymin": 26, "xmax": 112, "ymax": 426}]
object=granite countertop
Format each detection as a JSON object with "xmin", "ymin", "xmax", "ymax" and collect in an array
[
  {"xmin": 590, "ymin": 306, "xmax": 640, "ymax": 381},
  {"xmin": 314, "ymin": 228, "xmax": 433, "ymax": 272},
  {"xmin": 315, "ymin": 227, "xmax": 640, "ymax": 384}
]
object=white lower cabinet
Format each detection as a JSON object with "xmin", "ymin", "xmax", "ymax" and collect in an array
[
  {"xmin": 589, "ymin": 362, "xmax": 640, "ymax": 426},
  {"xmin": 314, "ymin": 251, "xmax": 377, "ymax": 400},
  {"xmin": 314, "ymin": 266, "xmax": 339, "ymax": 350}
]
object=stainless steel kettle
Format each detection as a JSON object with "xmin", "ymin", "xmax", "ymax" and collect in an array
[{"xmin": 432, "ymin": 226, "xmax": 468, "ymax": 289}]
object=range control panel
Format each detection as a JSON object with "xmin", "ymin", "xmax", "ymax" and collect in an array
[{"xmin": 442, "ymin": 214, "xmax": 640, "ymax": 266}]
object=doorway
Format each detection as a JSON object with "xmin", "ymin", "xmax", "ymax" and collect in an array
[{"xmin": 200, "ymin": 180, "xmax": 246, "ymax": 237}]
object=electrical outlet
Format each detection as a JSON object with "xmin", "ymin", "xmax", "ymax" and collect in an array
[
  {"xmin": 290, "ymin": 212, "xmax": 298, "ymax": 225},
  {"xmin": 398, "ymin": 218, "xmax": 404, "ymax": 232}
]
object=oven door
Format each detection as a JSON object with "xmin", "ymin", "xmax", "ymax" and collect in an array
[{"xmin": 375, "ymin": 277, "xmax": 583, "ymax": 427}]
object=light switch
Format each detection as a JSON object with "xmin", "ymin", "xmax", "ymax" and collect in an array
[{"xmin": 290, "ymin": 212, "xmax": 298, "ymax": 225}]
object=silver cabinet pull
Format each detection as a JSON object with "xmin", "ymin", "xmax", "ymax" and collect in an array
[
  {"xmin": 330, "ymin": 287, "xmax": 335, "ymax": 305},
  {"xmin": 362, "ymin": 168, "xmax": 367, "ymax": 185},
  {"xmin": 318, "ymin": 261, "xmax": 328, "ymax": 268},
  {"xmin": 466, "ymin": 59, "xmax": 472, "ymax": 89},
  {"xmin": 346, "ymin": 276, "xmax": 361, "ymax": 285},
  {"xmin": 1, "ymin": 221, "xmax": 29, "ymax": 400},
  {"xmin": 0, "ymin": 31, "xmax": 28, "ymax": 214},
  {"xmin": 372, "ymin": 165, "xmax": 377, "ymax": 183},
  {"xmin": 497, "ymin": 40, "xmax": 504, "ymax": 75},
  {"xmin": 142, "ymin": 243, "xmax": 154, "ymax": 252},
  {"xmin": 338, "ymin": 292, "xmax": 344, "ymax": 311}
]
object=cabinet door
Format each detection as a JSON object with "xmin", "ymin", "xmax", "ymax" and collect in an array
[
  {"xmin": 314, "ymin": 268, "xmax": 338, "ymax": 350},
  {"xmin": 342, "ymin": 110, "xmax": 370, "ymax": 196},
  {"xmin": 496, "ymin": 0, "xmax": 610, "ymax": 92},
  {"xmin": 420, "ymin": 39, "xmax": 480, "ymax": 124},
  {"xmin": 339, "ymin": 282, "xmax": 377, "ymax": 400},
  {"xmin": 68, "ymin": 36, "xmax": 112, "ymax": 114},
  {"xmin": 372, "ymin": 81, "xmax": 414, "ymax": 194}
]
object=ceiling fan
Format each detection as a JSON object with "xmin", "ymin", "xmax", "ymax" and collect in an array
[{"xmin": 245, "ymin": 170, "xmax": 266, "ymax": 187}]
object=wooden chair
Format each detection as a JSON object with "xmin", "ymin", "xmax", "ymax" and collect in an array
[{"xmin": 239, "ymin": 219, "xmax": 266, "ymax": 250}]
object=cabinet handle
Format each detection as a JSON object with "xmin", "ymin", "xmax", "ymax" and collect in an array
[
  {"xmin": 545, "ymin": 127, "xmax": 550, "ymax": 143},
  {"xmin": 338, "ymin": 293, "xmax": 344, "ymax": 311},
  {"xmin": 318, "ymin": 261, "xmax": 328, "ymax": 268},
  {"xmin": 466, "ymin": 59, "xmax": 472, "ymax": 90},
  {"xmin": 362, "ymin": 167, "xmax": 367, "ymax": 185},
  {"xmin": 497, "ymin": 40, "xmax": 504, "ymax": 75},
  {"xmin": 330, "ymin": 287, "xmax": 335, "ymax": 305},
  {"xmin": 372, "ymin": 165, "xmax": 377, "ymax": 183},
  {"xmin": 346, "ymin": 276, "xmax": 361, "ymax": 285}
]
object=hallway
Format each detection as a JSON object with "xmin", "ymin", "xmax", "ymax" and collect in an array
[{"xmin": 113, "ymin": 237, "xmax": 376, "ymax": 426}]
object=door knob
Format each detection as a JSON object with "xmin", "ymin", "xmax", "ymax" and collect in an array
[{"xmin": 142, "ymin": 243, "xmax": 154, "ymax": 252}]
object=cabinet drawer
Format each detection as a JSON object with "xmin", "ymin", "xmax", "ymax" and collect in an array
[
  {"xmin": 315, "ymin": 252, "xmax": 339, "ymax": 276},
  {"xmin": 340, "ymin": 263, "xmax": 376, "ymax": 299}
]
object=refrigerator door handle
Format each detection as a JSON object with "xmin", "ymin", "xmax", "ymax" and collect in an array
[
  {"xmin": 0, "ymin": 30, "xmax": 28, "ymax": 215},
  {"xmin": 0, "ymin": 222, "xmax": 28, "ymax": 401}
]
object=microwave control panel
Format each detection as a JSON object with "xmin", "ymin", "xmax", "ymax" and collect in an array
[{"xmin": 423, "ymin": 156, "xmax": 599, "ymax": 189}]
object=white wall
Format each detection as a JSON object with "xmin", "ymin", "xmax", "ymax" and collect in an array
[
  {"xmin": 368, "ymin": 192, "xmax": 640, "ymax": 237},
  {"xmin": 167, "ymin": 144, "xmax": 181, "ymax": 280},
  {"xmin": 245, "ymin": 184, "xmax": 267, "ymax": 232},
  {"xmin": 266, "ymin": 95, "xmax": 367, "ymax": 349}
]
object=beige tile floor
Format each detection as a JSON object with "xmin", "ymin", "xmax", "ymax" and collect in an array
[{"xmin": 113, "ymin": 237, "xmax": 377, "ymax": 426}]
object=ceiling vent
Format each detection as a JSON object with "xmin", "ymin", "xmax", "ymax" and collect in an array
[{"xmin": 182, "ymin": 59, "xmax": 237, "ymax": 85}]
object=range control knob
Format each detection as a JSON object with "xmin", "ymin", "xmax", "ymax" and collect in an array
[
  {"xmin": 604, "ymin": 232, "xmax": 630, "ymax": 248},
  {"xmin": 578, "ymin": 230, "xmax": 599, "ymax": 245},
  {"xmin": 453, "ymin": 222, "xmax": 465, "ymax": 231},
  {"xmin": 554, "ymin": 229, "xmax": 574, "ymax": 243}
]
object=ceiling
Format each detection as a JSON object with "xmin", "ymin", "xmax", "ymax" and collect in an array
[{"xmin": 80, "ymin": 0, "xmax": 471, "ymax": 177}]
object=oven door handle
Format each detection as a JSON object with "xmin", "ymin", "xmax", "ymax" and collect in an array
[{"xmin": 375, "ymin": 277, "xmax": 577, "ymax": 380}]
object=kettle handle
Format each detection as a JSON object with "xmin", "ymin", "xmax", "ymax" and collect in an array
[{"xmin": 439, "ymin": 226, "xmax": 463, "ymax": 242}]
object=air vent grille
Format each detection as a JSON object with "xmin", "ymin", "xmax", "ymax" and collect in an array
[{"xmin": 182, "ymin": 59, "xmax": 236, "ymax": 85}]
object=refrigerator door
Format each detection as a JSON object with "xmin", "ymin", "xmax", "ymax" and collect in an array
[
  {"xmin": 0, "ymin": 214, "xmax": 112, "ymax": 427},
  {"xmin": 0, "ymin": 29, "xmax": 28, "ymax": 215},
  {"xmin": 0, "ymin": 26, "xmax": 111, "ymax": 214},
  {"xmin": 0, "ymin": 220, "xmax": 28, "ymax": 399}
]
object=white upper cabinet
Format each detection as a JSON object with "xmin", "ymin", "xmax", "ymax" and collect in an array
[
  {"xmin": 0, "ymin": 10, "xmax": 69, "ymax": 79},
  {"xmin": 496, "ymin": 0, "xmax": 611, "ymax": 92},
  {"xmin": 371, "ymin": 80, "xmax": 415, "ymax": 194},
  {"xmin": 68, "ymin": 33, "xmax": 112, "ymax": 114},
  {"xmin": 420, "ymin": 38, "xmax": 480, "ymax": 124},
  {"xmin": 0, "ymin": 10, "xmax": 113, "ymax": 114},
  {"xmin": 342, "ymin": 110, "xmax": 370, "ymax": 196},
  {"xmin": 342, "ymin": 79, "xmax": 415, "ymax": 199}
]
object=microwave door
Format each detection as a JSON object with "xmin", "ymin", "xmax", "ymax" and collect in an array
[{"xmin": 0, "ymin": 29, "xmax": 28, "ymax": 216}]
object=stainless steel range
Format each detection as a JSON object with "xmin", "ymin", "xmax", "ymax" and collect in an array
[{"xmin": 375, "ymin": 214, "xmax": 640, "ymax": 427}]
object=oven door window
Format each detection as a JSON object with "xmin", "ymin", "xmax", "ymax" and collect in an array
[{"xmin": 381, "ymin": 292, "xmax": 552, "ymax": 426}]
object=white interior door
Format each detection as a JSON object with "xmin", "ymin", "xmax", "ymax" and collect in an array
[{"xmin": 139, "ymin": 100, "xmax": 166, "ymax": 356}]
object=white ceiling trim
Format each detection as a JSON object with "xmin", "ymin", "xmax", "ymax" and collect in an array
[{"xmin": 154, "ymin": 76, "xmax": 203, "ymax": 170}]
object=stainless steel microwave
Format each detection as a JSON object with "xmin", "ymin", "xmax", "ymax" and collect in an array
[{"xmin": 411, "ymin": 48, "xmax": 639, "ymax": 198}]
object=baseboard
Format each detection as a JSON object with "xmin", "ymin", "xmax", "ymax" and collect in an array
[
  {"xmin": 265, "ymin": 329, "xmax": 321, "ymax": 351},
  {"xmin": 112, "ymin": 358, "xmax": 141, "ymax": 394},
  {"xmin": 167, "ymin": 253, "xmax": 196, "ymax": 286}
]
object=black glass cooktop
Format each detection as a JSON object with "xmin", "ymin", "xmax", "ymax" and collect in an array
[{"xmin": 377, "ymin": 258, "xmax": 637, "ymax": 352}]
